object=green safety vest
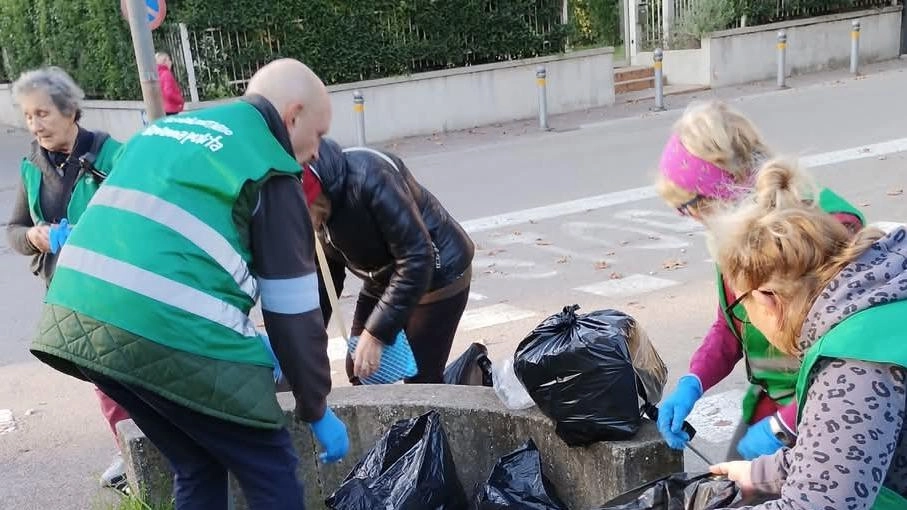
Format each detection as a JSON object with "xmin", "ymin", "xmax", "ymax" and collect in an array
[
  {"xmin": 20, "ymin": 134, "xmax": 121, "ymax": 224},
  {"xmin": 44, "ymin": 101, "xmax": 301, "ymax": 369},
  {"xmin": 718, "ymin": 188, "xmax": 864, "ymax": 422},
  {"xmin": 796, "ymin": 300, "xmax": 907, "ymax": 509}
]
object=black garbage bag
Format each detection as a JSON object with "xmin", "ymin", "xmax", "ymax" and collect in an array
[
  {"xmin": 444, "ymin": 343, "xmax": 493, "ymax": 386},
  {"xmin": 474, "ymin": 439, "xmax": 568, "ymax": 510},
  {"xmin": 594, "ymin": 473, "xmax": 771, "ymax": 510},
  {"xmin": 325, "ymin": 411, "xmax": 468, "ymax": 510},
  {"xmin": 514, "ymin": 305, "xmax": 666, "ymax": 446}
]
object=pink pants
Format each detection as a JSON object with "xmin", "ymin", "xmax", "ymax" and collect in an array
[{"xmin": 94, "ymin": 386, "xmax": 131, "ymax": 443}]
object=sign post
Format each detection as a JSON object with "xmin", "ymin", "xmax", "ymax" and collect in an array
[{"xmin": 123, "ymin": 0, "xmax": 167, "ymax": 122}]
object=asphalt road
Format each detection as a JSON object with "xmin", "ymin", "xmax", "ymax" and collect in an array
[{"xmin": 1, "ymin": 62, "xmax": 906, "ymax": 508}]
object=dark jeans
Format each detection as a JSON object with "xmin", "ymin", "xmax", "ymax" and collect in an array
[
  {"xmin": 82, "ymin": 369, "xmax": 305, "ymax": 510},
  {"xmin": 347, "ymin": 286, "xmax": 470, "ymax": 384}
]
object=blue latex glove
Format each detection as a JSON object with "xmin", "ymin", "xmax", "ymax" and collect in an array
[
  {"xmin": 49, "ymin": 218, "xmax": 72, "ymax": 254},
  {"xmin": 737, "ymin": 416, "xmax": 784, "ymax": 460},
  {"xmin": 258, "ymin": 335, "xmax": 283, "ymax": 383},
  {"xmin": 309, "ymin": 408, "xmax": 349, "ymax": 464},
  {"xmin": 657, "ymin": 375, "xmax": 703, "ymax": 450}
]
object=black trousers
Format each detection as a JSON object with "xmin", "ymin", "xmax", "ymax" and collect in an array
[
  {"xmin": 347, "ymin": 286, "xmax": 470, "ymax": 384},
  {"xmin": 82, "ymin": 369, "xmax": 306, "ymax": 510}
]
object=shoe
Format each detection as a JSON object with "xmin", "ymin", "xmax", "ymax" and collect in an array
[{"xmin": 100, "ymin": 453, "xmax": 130, "ymax": 495}]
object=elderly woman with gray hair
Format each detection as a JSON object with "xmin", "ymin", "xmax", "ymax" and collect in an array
[{"xmin": 5, "ymin": 66, "xmax": 130, "ymax": 492}]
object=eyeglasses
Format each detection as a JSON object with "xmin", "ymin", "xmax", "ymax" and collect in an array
[
  {"xmin": 677, "ymin": 195, "xmax": 705, "ymax": 216},
  {"xmin": 725, "ymin": 289, "xmax": 775, "ymax": 323}
]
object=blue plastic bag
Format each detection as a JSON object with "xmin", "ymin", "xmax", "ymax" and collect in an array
[
  {"xmin": 347, "ymin": 331, "xmax": 418, "ymax": 385},
  {"xmin": 49, "ymin": 218, "xmax": 72, "ymax": 254}
]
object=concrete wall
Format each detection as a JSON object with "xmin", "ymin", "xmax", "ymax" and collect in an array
[
  {"xmin": 119, "ymin": 385, "xmax": 682, "ymax": 510},
  {"xmin": 635, "ymin": 49, "xmax": 710, "ymax": 85},
  {"xmin": 0, "ymin": 49, "xmax": 614, "ymax": 145},
  {"xmin": 706, "ymin": 7, "xmax": 902, "ymax": 87}
]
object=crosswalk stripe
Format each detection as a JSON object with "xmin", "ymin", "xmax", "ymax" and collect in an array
[{"xmin": 575, "ymin": 273, "xmax": 680, "ymax": 298}]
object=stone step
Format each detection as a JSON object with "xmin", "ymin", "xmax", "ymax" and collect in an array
[
  {"xmin": 615, "ymin": 76, "xmax": 656, "ymax": 94},
  {"xmin": 614, "ymin": 65, "xmax": 654, "ymax": 83}
]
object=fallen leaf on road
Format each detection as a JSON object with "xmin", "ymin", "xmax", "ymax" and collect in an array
[
  {"xmin": 648, "ymin": 235, "xmax": 661, "ymax": 240},
  {"xmin": 609, "ymin": 272, "xmax": 623, "ymax": 280},
  {"xmin": 605, "ymin": 251, "xmax": 616, "ymax": 256},
  {"xmin": 662, "ymin": 259, "xmax": 687, "ymax": 270},
  {"xmin": 861, "ymin": 202, "xmax": 872, "ymax": 207},
  {"xmin": 529, "ymin": 220, "xmax": 538, "ymax": 225},
  {"xmin": 594, "ymin": 260, "xmax": 610, "ymax": 270},
  {"xmin": 486, "ymin": 249, "xmax": 506, "ymax": 256},
  {"xmin": 887, "ymin": 189, "xmax": 904, "ymax": 196},
  {"xmin": 512, "ymin": 231, "xmax": 522, "ymax": 236},
  {"xmin": 535, "ymin": 239, "xmax": 552, "ymax": 246},
  {"xmin": 619, "ymin": 240, "xmax": 630, "ymax": 246},
  {"xmin": 556, "ymin": 256, "xmax": 570, "ymax": 264}
]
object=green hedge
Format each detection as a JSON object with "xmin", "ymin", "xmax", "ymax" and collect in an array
[
  {"xmin": 0, "ymin": 0, "xmax": 569, "ymax": 100},
  {"xmin": 735, "ymin": 0, "xmax": 896, "ymax": 26}
]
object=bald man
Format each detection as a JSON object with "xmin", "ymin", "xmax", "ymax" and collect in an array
[{"xmin": 29, "ymin": 59, "xmax": 347, "ymax": 509}]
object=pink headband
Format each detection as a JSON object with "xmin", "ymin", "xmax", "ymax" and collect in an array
[{"xmin": 659, "ymin": 134, "xmax": 741, "ymax": 200}]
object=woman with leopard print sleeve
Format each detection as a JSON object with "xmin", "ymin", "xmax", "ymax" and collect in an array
[{"xmin": 707, "ymin": 160, "xmax": 907, "ymax": 509}]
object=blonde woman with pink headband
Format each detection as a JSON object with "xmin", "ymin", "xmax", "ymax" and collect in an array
[{"xmin": 654, "ymin": 101, "xmax": 864, "ymax": 461}]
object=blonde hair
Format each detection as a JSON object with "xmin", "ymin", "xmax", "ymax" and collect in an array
[
  {"xmin": 657, "ymin": 101, "xmax": 773, "ymax": 211},
  {"xmin": 707, "ymin": 160, "xmax": 883, "ymax": 354}
]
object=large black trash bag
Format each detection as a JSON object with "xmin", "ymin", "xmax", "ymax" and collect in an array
[
  {"xmin": 514, "ymin": 305, "xmax": 666, "ymax": 446},
  {"xmin": 325, "ymin": 411, "xmax": 468, "ymax": 510},
  {"xmin": 474, "ymin": 439, "xmax": 568, "ymax": 510},
  {"xmin": 444, "ymin": 343, "xmax": 494, "ymax": 386},
  {"xmin": 594, "ymin": 473, "xmax": 771, "ymax": 510}
]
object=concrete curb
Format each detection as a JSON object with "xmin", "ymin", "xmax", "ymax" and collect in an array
[{"xmin": 119, "ymin": 385, "xmax": 682, "ymax": 509}]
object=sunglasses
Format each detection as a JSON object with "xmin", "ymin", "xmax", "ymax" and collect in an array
[
  {"xmin": 677, "ymin": 195, "xmax": 706, "ymax": 216},
  {"xmin": 725, "ymin": 288, "xmax": 776, "ymax": 323}
]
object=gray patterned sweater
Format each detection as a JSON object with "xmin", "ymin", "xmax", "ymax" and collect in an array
[{"xmin": 736, "ymin": 227, "xmax": 907, "ymax": 509}]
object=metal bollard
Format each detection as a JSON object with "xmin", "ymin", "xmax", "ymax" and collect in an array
[
  {"xmin": 653, "ymin": 48, "xmax": 666, "ymax": 111},
  {"xmin": 851, "ymin": 20, "xmax": 861, "ymax": 75},
  {"xmin": 777, "ymin": 30, "xmax": 788, "ymax": 89},
  {"xmin": 536, "ymin": 66, "xmax": 549, "ymax": 130},
  {"xmin": 353, "ymin": 90, "xmax": 366, "ymax": 146}
]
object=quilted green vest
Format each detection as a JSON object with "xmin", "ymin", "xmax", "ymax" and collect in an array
[
  {"xmin": 718, "ymin": 188, "xmax": 864, "ymax": 422},
  {"xmin": 33, "ymin": 101, "xmax": 301, "ymax": 429},
  {"xmin": 796, "ymin": 300, "xmax": 907, "ymax": 509},
  {"xmin": 20, "ymin": 134, "xmax": 121, "ymax": 224}
]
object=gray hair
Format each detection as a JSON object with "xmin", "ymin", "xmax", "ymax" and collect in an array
[{"xmin": 12, "ymin": 66, "xmax": 85, "ymax": 120}]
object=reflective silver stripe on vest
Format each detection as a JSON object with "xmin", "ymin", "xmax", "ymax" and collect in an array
[
  {"xmin": 746, "ymin": 355, "xmax": 802, "ymax": 374},
  {"xmin": 90, "ymin": 185, "xmax": 258, "ymax": 300},
  {"xmin": 57, "ymin": 245, "xmax": 259, "ymax": 338}
]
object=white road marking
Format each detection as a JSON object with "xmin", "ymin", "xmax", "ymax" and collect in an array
[
  {"xmin": 0, "ymin": 409, "xmax": 16, "ymax": 435},
  {"xmin": 686, "ymin": 389, "xmax": 746, "ymax": 444},
  {"xmin": 461, "ymin": 137, "xmax": 907, "ymax": 234},
  {"xmin": 575, "ymin": 274, "xmax": 680, "ymax": 298},
  {"xmin": 328, "ymin": 337, "xmax": 348, "ymax": 362},
  {"xmin": 469, "ymin": 292, "xmax": 487, "ymax": 301},
  {"xmin": 459, "ymin": 303, "xmax": 536, "ymax": 332}
]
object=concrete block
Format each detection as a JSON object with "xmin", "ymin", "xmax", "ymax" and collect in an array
[
  {"xmin": 120, "ymin": 385, "xmax": 682, "ymax": 510},
  {"xmin": 116, "ymin": 419, "xmax": 173, "ymax": 508}
]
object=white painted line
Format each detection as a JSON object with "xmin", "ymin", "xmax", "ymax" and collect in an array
[
  {"xmin": 461, "ymin": 137, "xmax": 907, "ymax": 234},
  {"xmin": 575, "ymin": 274, "xmax": 679, "ymax": 298},
  {"xmin": 459, "ymin": 303, "xmax": 536, "ymax": 332},
  {"xmin": 871, "ymin": 221, "xmax": 904, "ymax": 234},
  {"xmin": 462, "ymin": 187, "xmax": 657, "ymax": 233},
  {"xmin": 686, "ymin": 389, "xmax": 745, "ymax": 444},
  {"xmin": 469, "ymin": 292, "xmax": 487, "ymax": 301},
  {"xmin": 0, "ymin": 409, "xmax": 16, "ymax": 435}
]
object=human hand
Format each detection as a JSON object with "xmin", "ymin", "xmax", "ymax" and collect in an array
[
  {"xmin": 656, "ymin": 375, "xmax": 703, "ymax": 449},
  {"xmin": 710, "ymin": 461, "xmax": 754, "ymax": 492},
  {"xmin": 308, "ymin": 408, "xmax": 349, "ymax": 464},
  {"xmin": 26, "ymin": 224, "xmax": 51, "ymax": 253},
  {"xmin": 353, "ymin": 330, "xmax": 384, "ymax": 379},
  {"xmin": 737, "ymin": 416, "xmax": 784, "ymax": 460}
]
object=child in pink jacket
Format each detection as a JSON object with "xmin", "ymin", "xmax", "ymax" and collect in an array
[{"xmin": 156, "ymin": 52, "xmax": 185, "ymax": 115}]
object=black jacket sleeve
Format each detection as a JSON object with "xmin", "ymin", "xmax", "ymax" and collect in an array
[
  {"xmin": 250, "ymin": 174, "xmax": 331, "ymax": 423},
  {"xmin": 360, "ymin": 168, "xmax": 434, "ymax": 344},
  {"xmin": 6, "ymin": 178, "xmax": 39, "ymax": 256}
]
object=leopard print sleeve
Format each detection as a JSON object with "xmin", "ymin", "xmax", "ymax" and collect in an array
[{"xmin": 736, "ymin": 358, "xmax": 907, "ymax": 510}]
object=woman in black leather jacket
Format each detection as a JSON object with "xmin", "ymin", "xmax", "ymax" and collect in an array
[{"xmin": 304, "ymin": 138, "xmax": 474, "ymax": 384}]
